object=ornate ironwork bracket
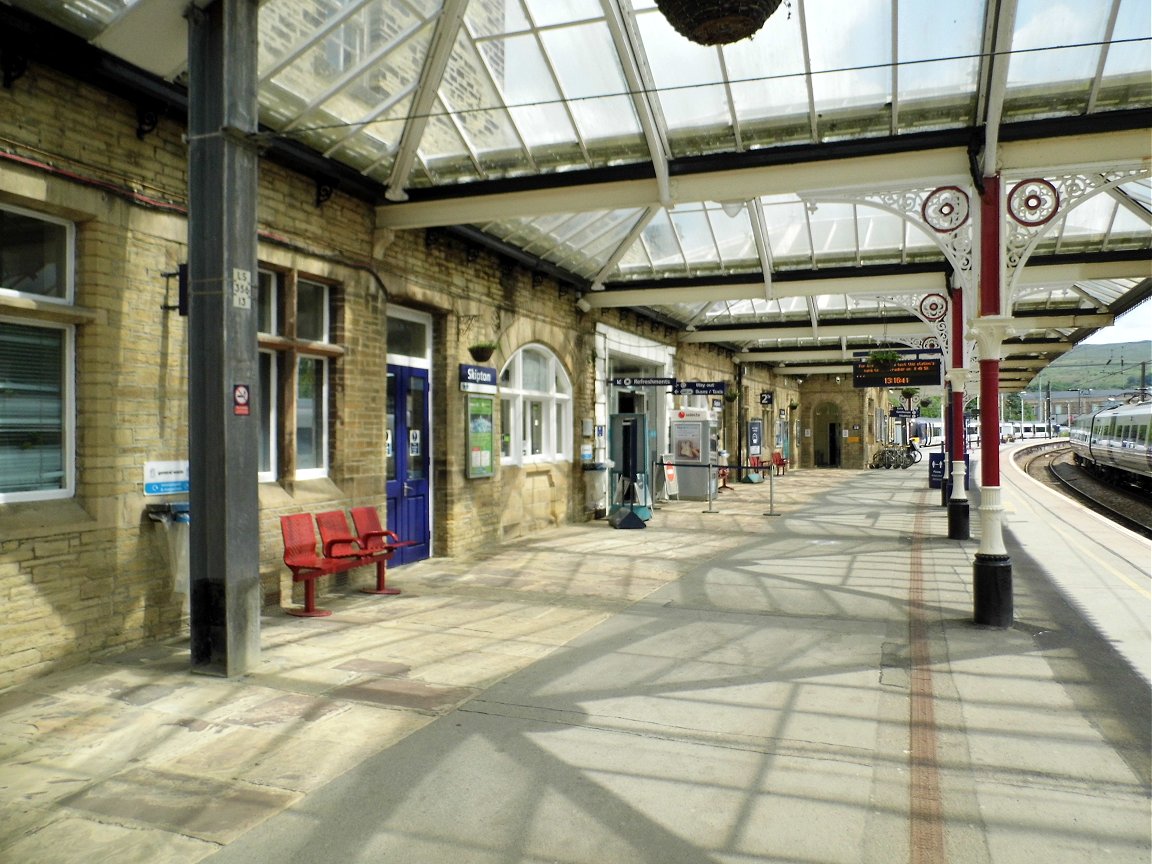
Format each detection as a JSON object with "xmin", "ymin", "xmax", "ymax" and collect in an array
[
  {"xmin": 1003, "ymin": 168, "xmax": 1151, "ymax": 307},
  {"xmin": 799, "ymin": 184, "xmax": 975, "ymax": 363}
]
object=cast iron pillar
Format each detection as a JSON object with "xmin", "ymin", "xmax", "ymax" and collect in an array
[
  {"xmin": 187, "ymin": 0, "xmax": 262, "ymax": 676},
  {"xmin": 971, "ymin": 175, "xmax": 1012, "ymax": 627},
  {"xmin": 944, "ymin": 367, "xmax": 969, "ymax": 540}
]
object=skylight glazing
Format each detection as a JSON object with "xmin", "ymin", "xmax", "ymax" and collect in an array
[{"xmin": 9, "ymin": 0, "xmax": 1149, "ymax": 359}]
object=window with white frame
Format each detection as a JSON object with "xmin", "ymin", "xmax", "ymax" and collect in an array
[
  {"xmin": 499, "ymin": 345, "xmax": 571, "ymax": 464},
  {"xmin": 0, "ymin": 204, "xmax": 75, "ymax": 503},
  {"xmin": 257, "ymin": 268, "xmax": 339, "ymax": 482}
]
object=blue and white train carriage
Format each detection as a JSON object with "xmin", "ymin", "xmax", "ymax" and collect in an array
[{"xmin": 1068, "ymin": 400, "xmax": 1152, "ymax": 492}]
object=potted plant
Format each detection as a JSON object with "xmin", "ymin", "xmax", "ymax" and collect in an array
[
  {"xmin": 724, "ymin": 388, "xmax": 739, "ymax": 403},
  {"xmin": 468, "ymin": 341, "xmax": 499, "ymax": 363}
]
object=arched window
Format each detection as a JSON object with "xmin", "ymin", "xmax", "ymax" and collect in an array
[{"xmin": 500, "ymin": 345, "xmax": 571, "ymax": 465}]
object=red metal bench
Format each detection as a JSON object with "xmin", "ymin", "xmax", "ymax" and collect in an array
[
  {"xmin": 279, "ymin": 509, "xmax": 417, "ymax": 616},
  {"xmin": 771, "ymin": 452, "xmax": 789, "ymax": 475},
  {"xmin": 349, "ymin": 506, "xmax": 416, "ymax": 596},
  {"xmin": 280, "ymin": 513, "xmax": 368, "ymax": 617}
]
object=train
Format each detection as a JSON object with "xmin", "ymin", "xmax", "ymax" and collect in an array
[
  {"xmin": 910, "ymin": 418, "xmax": 1029, "ymax": 446},
  {"xmin": 1068, "ymin": 399, "xmax": 1152, "ymax": 492}
]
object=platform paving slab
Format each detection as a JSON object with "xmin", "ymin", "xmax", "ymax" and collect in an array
[{"xmin": 0, "ymin": 462, "xmax": 1147, "ymax": 864}]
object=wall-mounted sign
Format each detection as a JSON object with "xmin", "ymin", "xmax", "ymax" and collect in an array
[
  {"xmin": 144, "ymin": 460, "xmax": 189, "ymax": 496},
  {"xmin": 748, "ymin": 419, "xmax": 763, "ymax": 456},
  {"xmin": 460, "ymin": 363, "xmax": 498, "ymax": 393},
  {"xmin": 612, "ymin": 376, "xmax": 674, "ymax": 387},
  {"xmin": 233, "ymin": 383, "xmax": 250, "ymax": 416},
  {"xmin": 466, "ymin": 394, "xmax": 495, "ymax": 479},
  {"xmin": 673, "ymin": 380, "xmax": 726, "ymax": 395},
  {"xmin": 759, "ymin": 391, "xmax": 773, "ymax": 405}
]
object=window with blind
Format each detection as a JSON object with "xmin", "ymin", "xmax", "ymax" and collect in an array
[{"xmin": 0, "ymin": 204, "xmax": 74, "ymax": 503}]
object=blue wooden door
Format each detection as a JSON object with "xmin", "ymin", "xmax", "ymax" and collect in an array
[{"xmin": 386, "ymin": 365, "xmax": 430, "ymax": 563}]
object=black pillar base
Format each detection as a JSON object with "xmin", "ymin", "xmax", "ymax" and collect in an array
[
  {"xmin": 973, "ymin": 554, "xmax": 1012, "ymax": 627},
  {"xmin": 947, "ymin": 500, "xmax": 970, "ymax": 540}
]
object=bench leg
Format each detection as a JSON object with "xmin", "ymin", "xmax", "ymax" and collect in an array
[
  {"xmin": 360, "ymin": 558, "xmax": 401, "ymax": 596},
  {"xmin": 286, "ymin": 577, "xmax": 332, "ymax": 617}
]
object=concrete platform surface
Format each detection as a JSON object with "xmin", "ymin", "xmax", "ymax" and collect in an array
[{"xmin": 1, "ymin": 460, "xmax": 1148, "ymax": 864}]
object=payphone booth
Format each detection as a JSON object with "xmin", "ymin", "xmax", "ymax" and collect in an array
[{"xmin": 609, "ymin": 413, "xmax": 652, "ymax": 527}]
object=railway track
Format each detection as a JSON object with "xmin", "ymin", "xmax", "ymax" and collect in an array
[{"xmin": 1016, "ymin": 442, "xmax": 1152, "ymax": 540}]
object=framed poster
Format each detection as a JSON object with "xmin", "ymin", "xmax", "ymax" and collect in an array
[{"xmin": 466, "ymin": 394, "xmax": 495, "ymax": 478}]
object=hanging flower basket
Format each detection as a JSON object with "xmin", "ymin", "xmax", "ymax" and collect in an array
[
  {"xmin": 724, "ymin": 389, "xmax": 739, "ymax": 403},
  {"xmin": 468, "ymin": 342, "xmax": 498, "ymax": 363},
  {"xmin": 867, "ymin": 349, "xmax": 902, "ymax": 370},
  {"xmin": 655, "ymin": 0, "xmax": 785, "ymax": 45}
]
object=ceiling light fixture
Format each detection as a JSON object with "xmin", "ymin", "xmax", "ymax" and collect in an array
[{"xmin": 655, "ymin": 0, "xmax": 785, "ymax": 45}]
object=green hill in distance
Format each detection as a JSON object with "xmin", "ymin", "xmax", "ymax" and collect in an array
[{"xmin": 1032, "ymin": 340, "xmax": 1150, "ymax": 392}]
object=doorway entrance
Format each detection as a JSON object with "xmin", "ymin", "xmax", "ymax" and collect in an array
[
  {"xmin": 813, "ymin": 402, "xmax": 843, "ymax": 468},
  {"xmin": 385, "ymin": 309, "xmax": 432, "ymax": 564}
]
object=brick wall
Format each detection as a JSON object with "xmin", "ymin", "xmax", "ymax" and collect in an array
[{"xmin": 0, "ymin": 60, "xmax": 819, "ymax": 691}]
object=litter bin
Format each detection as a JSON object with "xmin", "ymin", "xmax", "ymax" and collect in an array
[
  {"xmin": 147, "ymin": 502, "xmax": 190, "ymax": 593},
  {"xmin": 582, "ymin": 462, "xmax": 607, "ymax": 519}
]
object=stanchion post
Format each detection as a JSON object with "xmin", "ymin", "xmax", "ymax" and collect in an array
[
  {"xmin": 763, "ymin": 464, "xmax": 779, "ymax": 517},
  {"xmin": 702, "ymin": 460, "xmax": 719, "ymax": 514}
]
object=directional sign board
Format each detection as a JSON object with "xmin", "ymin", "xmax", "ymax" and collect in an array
[
  {"xmin": 611, "ymin": 377, "xmax": 674, "ymax": 387},
  {"xmin": 673, "ymin": 381, "xmax": 726, "ymax": 395}
]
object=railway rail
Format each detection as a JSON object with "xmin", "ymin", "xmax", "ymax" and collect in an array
[{"xmin": 1015, "ymin": 442, "xmax": 1152, "ymax": 540}]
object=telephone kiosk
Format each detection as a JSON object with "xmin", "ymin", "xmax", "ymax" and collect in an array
[{"xmin": 608, "ymin": 413, "xmax": 652, "ymax": 529}]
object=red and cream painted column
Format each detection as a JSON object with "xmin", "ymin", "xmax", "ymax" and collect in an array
[
  {"xmin": 943, "ymin": 278, "xmax": 969, "ymax": 541},
  {"xmin": 970, "ymin": 175, "xmax": 1014, "ymax": 627}
]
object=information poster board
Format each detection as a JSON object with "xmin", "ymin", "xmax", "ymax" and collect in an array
[
  {"xmin": 748, "ymin": 419, "xmax": 763, "ymax": 456},
  {"xmin": 671, "ymin": 420, "xmax": 704, "ymax": 463},
  {"xmin": 466, "ymin": 394, "xmax": 495, "ymax": 479}
]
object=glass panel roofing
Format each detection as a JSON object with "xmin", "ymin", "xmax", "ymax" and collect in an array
[{"xmin": 10, "ymin": 0, "xmax": 1151, "ymax": 381}]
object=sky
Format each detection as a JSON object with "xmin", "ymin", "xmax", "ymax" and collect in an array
[{"xmin": 1083, "ymin": 301, "xmax": 1152, "ymax": 346}]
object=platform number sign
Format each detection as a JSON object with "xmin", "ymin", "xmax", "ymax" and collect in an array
[{"xmin": 759, "ymin": 391, "xmax": 773, "ymax": 406}]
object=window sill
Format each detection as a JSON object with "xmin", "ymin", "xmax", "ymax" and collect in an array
[
  {"xmin": 0, "ymin": 497, "xmax": 97, "ymax": 539},
  {"xmin": 0, "ymin": 296, "xmax": 101, "ymax": 324}
]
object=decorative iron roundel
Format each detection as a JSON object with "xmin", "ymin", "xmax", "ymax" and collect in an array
[
  {"xmin": 921, "ymin": 186, "xmax": 969, "ymax": 233},
  {"xmin": 1008, "ymin": 178, "xmax": 1059, "ymax": 226},
  {"xmin": 919, "ymin": 293, "xmax": 947, "ymax": 322}
]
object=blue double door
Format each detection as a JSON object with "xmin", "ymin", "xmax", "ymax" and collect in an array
[{"xmin": 386, "ymin": 364, "xmax": 430, "ymax": 564}]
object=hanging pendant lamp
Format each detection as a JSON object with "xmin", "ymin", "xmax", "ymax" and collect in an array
[{"xmin": 655, "ymin": 0, "xmax": 785, "ymax": 45}]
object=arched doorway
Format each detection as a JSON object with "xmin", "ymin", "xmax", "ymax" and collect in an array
[{"xmin": 813, "ymin": 402, "xmax": 843, "ymax": 467}]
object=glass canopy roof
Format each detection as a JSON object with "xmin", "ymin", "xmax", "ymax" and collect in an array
[{"xmin": 11, "ymin": 0, "xmax": 1151, "ymax": 385}]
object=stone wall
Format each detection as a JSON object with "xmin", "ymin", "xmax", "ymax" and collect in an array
[{"xmin": 0, "ymin": 60, "xmax": 812, "ymax": 691}]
